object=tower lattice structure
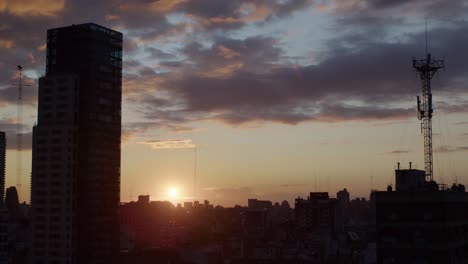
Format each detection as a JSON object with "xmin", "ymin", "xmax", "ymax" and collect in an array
[{"xmin": 413, "ymin": 53, "xmax": 444, "ymax": 182}]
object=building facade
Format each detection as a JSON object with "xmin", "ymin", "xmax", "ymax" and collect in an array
[
  {"xmin": 376, "ymin": 163, "xmax": 468, "ymax": 264},
  {"xmin": 376, "ymin": 186, "xmax": 468, "ymax": 264},
  {"xmin": 295, "ymin": 192, "xmax": 338, "ymax": 233},
  {"xmin": 31, "ymin": 23, "xmax": 122, "ymax": 264},
  {"xmin": 0, "ymin": 131, "xmax": 5, "ymax": 206}
]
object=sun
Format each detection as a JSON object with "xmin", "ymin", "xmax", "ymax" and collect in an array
[{"xmin": 168, "ymin": 188, "xmax": 178, "ymax": 198}]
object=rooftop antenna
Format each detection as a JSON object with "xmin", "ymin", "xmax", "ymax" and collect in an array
[
  {"xmin": 412, "ymin": 22, "xmax": 444, "ymax": 182},
  {"xmin": 425, "ymin": 19, "xmax": 428, "ymax": 55},
  {"xmin": 314, "ymin": 173, "xmax": 317, "ymax": 192}
]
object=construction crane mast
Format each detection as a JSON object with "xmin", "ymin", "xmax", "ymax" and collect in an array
[
  {"xmin": 16, "ymin": 65, "xmax": 23, "ymax": 197},
  {"xmin": 412, "ymin": 54, "xmax": 444, "ymax": 182}
]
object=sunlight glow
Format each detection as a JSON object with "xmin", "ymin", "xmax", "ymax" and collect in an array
[{"xmin": 168, "ymin": 188, "xmax": 178, "ymax": 198}]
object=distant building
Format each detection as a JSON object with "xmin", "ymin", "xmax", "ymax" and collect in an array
[
  {"xmin": 0, "ymin": 132, "xmax": 5, "ymax": 205},
  {"xmin": 336, "ymin": 188, "xmax": 350, "ymax": 227},
  {"xmin": 5, "ymin": 186, "xmax": 30, "ymax": 264},
  {"xmin": 247, "ymin": 199, "xmax": 272, "ymax": 210},
  {"xmin": 337, "ymin": 188, "xmax": 350, "ymax": 207},
  {"xmin": 394, "ymin": 163, "xmax": 425, "ymax": 191},
  {"xmin": 31, "ymin": 23, "xmax": 122, "ymax": 264},
  {"xmin": 375, "ymin": 168, "xmax": 468, "ymax": 263},
  {"xmin": 138, "ymin": 195, "xmax": 150, "ymax": 205},
  {"xmin": 280, "ymin": 200, "xmax": 290, "ymax": 209},
  {"xmin": 295, "ymin": 193, "xmax": 340, "ymax": 263},
  {"xmin": 5, "ymin": 187, "xmax": 19, "ymax": 215},
  {"xmin": 184, "ymin": 202, "xmax": 193, "ymax": 209},
  {"xmin": 295, "ymin": 192, "xmax": 339, "ymax": 233}
]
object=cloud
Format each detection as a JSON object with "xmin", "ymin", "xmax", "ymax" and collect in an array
[
  {"xmin": 141, "ymin": 139, "xmax": 195, "ymax": 149},
  {"xmin": 0, "ymin": 84, "xmax": 37, "ymax": 107},
  {"xmin": 434, "ymin": 145, "xmax": 468, "ymax": 153},
  {"xmin": 0, "ymin": 0, "xmax": 64, "ymax": 17},
  {"xmin": 326, "ymin": 0, "xmax": 468, "ymax": 19},
  {"xmin": 2, "ymin": 0, "xmax": 468, "ymax": 140},
  {"xmin": 0, "ymin": 38, "xmax": 14, "ymax": 48},
  {"xmin": 172, "ymin": 0, "xmax": 314, "ymax": 31},
  {"xmin": 0, "ymin": 120, "xmax": 32, "ymax": 150},
  {"xmin": 145, "ymin": 46, "xmax": 174, "ymax": 60},
  {"xmin": 386, "ymin": 150, "xmax": 409, "ymax": 154},
  {"xmin": 129, "ymin": 20, "xmax": 468, "ymax": 129}
]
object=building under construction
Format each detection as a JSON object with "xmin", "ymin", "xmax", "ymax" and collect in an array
[{"xmin": 375, "ymin": 51, "xmax": 468, "ymax": 264}]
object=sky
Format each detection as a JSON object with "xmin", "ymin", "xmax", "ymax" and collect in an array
[{"xmin": 1, "ymin": 0, "xmax": 468, "ymax": 206}]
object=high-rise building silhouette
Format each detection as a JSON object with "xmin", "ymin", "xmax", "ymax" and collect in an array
[
  {"xmin": 31, "ymin": 23, "xmax": 122, "ymax": 264},
  {"xmin": 5, "ymin": 186, "xmax": 19, "ymax": 214},
  {"xmin": 0, "ymin": 131, "xmax": 5, "ymax": 205}
]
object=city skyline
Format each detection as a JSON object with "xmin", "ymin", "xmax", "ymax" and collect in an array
[{"xmin": 1, "ymin": 1, "xmax": 468, "ymax": 206}]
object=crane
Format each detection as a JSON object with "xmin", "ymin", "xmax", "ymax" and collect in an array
[{"xmin": 16, "ymin": 65, "xmax": 23, "ymax": 199}]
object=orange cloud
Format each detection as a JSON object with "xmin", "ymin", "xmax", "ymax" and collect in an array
[
  {"xmin": 142, "ymin": 139, "xmax": 195, "ymax": 149},
  {"xmin": 0, "ymin": 39, "xmax": 14, "ymax": 49},
  {"xmin": 316, "ymin": 0, "xmax": 368, "ymax": 14},
  {"xmin": 217, "ymin": 45, "xmax": 240, "ymax": 59},
  {"xmin": 150, "ymin": 0, "xmax": 186, "ymax": 12},
  {"xmin": 204, "ymin": 3, "xmax": 272, "ymax": 26},
  {"xmin": 120, "ymin": 0, "xmax": 185, "ymax": 13},
  {"xmin": 200, "ymin": 62, "xmax": 244, "ymax": 78},
  {"xmin": 37, "ymin": 43, "xmax": 46, "ymax": 52},
  {"xmin": 105, "ymin": 14, "xmax": 120, "ymax": 21},
  {"xmin": 0, "ymin": 0, "xmax": 64, "ymax": 16}
]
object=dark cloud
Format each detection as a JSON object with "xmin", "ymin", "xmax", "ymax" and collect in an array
[
  {"xmin": 159, "ymin": 60, "xmax": 184, "ymax": 69},
  {"xmin": 2, "ymin": 0, "xmax": 468, "ymax": 135},
  {"xmin": 386, "ymin": 150, "xmax": 409, "ymax": 154},
  {"xmin": 333, "ymin": 0, "xmax": 468, "ymax": 19},
  {"xmin": 174, "ymin": 0, "xmax": 314, "ymax": 31},
  {"xmin": 145, "ymin": 47, "xmax": 174, "ymax": 60},
  {"xmin": 135, "ymin": 21, "xmax": 468, "ymax": 128},
  {"xmin": 434, "ymin": 145, "xmax": 468, "ymax": 153}
]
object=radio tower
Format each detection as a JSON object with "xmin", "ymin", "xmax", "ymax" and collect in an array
[{"xmin": 412, "ymin": 30, "xmax": 444, "ymax": 182}]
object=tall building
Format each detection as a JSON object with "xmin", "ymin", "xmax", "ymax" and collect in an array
[
  {"xmin": 31, "ymin": 23, "xmax": 122, "ymax": 264},
  {"xmin": 375, "ymin": 168, "xmax": 468, "ymax": 264},
  {"xmin": 0, "ymin": 131, "xmax": 5, "ymax": 205},
  {"xmin": 0, "ymin": 207, "xmax": 7, "ymax": 263},
  {"xmin": 295, "ymin": 192, "xmax": 338, "ymax": 233}
]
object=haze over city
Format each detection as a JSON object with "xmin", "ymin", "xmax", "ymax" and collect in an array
[{"xmin": 1, "ymin": 0, "xmax": 468, "ymax": 206}]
